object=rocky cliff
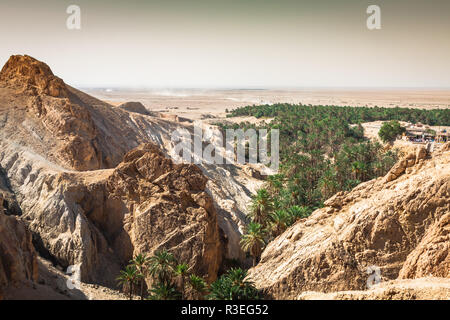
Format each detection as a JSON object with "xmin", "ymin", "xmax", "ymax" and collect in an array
[
  {"xmin": 247, "ymin": 144, "xmax": 450, "ymax": 299},
  {"xmin": 0, "ymin": 141, "xmax": 223, "ymax": 288},
  {"xmin": 0, "ymin": 55, "xmax": 257, "ymax": 264},
  {"xmin": 0, "ymin": 55, "xmax": 230, "ymax": 292}
]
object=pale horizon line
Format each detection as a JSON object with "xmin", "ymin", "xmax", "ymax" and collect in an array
[{"xmin": 80, "ymin": 86, "xmax": 450, "ymax": 91}]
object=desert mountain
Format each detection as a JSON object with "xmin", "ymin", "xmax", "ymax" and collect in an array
[
  {"xmin": 0, "ymin": 55, "xmax": 167, "ymax": 171},
  {"xmin": 0, "ymin": 55, "xmax": 269, "ymax": 297},
  {"xmin": 0, "ymin": 55, "xmax": 260, "ymax": 266},
  {"xmin": 247, "ymin": 143, "xmax": 450, "ymax": 299}
]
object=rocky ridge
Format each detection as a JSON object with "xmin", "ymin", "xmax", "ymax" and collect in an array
[
  {"xmin": 0, "ymin": 55, "xmax": 251, "ymax": 297},
  {"xmin": 0, "ymin": 55, "xmax": 258, "ymax": 265},
  {"xmin": 247, "ymin": 143, "xmax": 450, "ymax": 299}
]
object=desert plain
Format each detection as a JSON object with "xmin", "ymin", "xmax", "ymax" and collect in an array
[{"xmin": 85, "ymin": 88, "xmax": 450, "ymax": 123}]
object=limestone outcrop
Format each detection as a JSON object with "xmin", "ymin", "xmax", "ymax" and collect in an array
[
  {"xmin": 0, "ymin": 55, "xmax": 167, "ymax": 170},
  {"xmin": 247, "ymin": 145, "xmax": 450, "ymax": 299},
  {"xmin": 398, "ymin": 212, "xmax": 449, "ymax": 279}
]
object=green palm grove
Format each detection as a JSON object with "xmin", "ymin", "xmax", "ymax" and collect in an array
[
  {"xmin": 117, "ymin": 250, "xmax": 260, "ymax": 300},
  {"xmin": 233, "ymin": 103, "xmax": 449, "ymax": 266}
]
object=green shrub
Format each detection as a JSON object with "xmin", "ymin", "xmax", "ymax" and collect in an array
[{"xmin": 378, "ymin": 120, "xmax": 406, "ymax": 143}]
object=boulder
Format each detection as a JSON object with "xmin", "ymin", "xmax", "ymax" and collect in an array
[{"xmin": 384, "ymin": 146, "xmax": 428, "ymax": 182}]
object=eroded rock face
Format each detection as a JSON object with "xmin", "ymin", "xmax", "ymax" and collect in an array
[
  {"xmin": 0, "ymin": 55, "xmax": 103, "ymax": 170},
  {"xmin": 84, "ymin": 143, "xmax": 223, "ymax": 284},
  {"xmin": 0, "ymin": 142, "xmax": 223, "ymax": 287},
  {"xmin": 399, "ymin": 212, "xmax": 449, "ymax": 279},
  {"xmin": 247, "ymin": 146, "xmax": 450, "ymax": 299},
  {"xmin": 0, "ymin": 55, "xmax": 162, "ymax": 171},
  {"xmin": 0, "ymin": 193, "xmax": 38, "ymax": 299},
  {"xmin": 0, "ymin": 55, "xmax": 258, "ymax": 284}
]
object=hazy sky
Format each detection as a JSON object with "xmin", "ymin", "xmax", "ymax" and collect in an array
[{"xmin": 1, "ymin": 0, "xmax": 450, "ymax": 88}]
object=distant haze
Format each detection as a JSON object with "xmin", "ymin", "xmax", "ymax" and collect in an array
[{"xmin": 1, "ymin": 0, "xmax": 450, "ymax": 88}]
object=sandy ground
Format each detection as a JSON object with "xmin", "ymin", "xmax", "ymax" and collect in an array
[{"xmin": 84, "ymin": 88, "xmax": 450, "ymax": 122}]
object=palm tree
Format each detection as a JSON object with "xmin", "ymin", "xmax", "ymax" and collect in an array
[
  {"xmin": 188, "ymin": 274, "xmax": 208, "ymax": 300},
  {"xmin": 269, "ymin": 210, "xmax": 291, "ymax": 237},
  {"xmin": 249, "ymin": 188, "xmax": 273, "ymax": 226},
  {"xmin": 318, "ymin": 169, "xmax": 339, "ymax": 200},
  {"xmin": 148, "ymin": 282, "xmax": 181, "ymax": 300},
  {"xmin": 351, "ymin": 161, "xmax": 364, "ymax": 181},
  {"xmin": 208, "ymin": 276, "xmax": 232, "ymax": 300},
  {"xmin": 287, "ymin": 205, "xmax": 311, "ymax": 221},
  {"xmin": 227, "ymin": 268, "xmax": 250, "ymax": 288},
  {"xmin": 130, "ymin": 253, "xmax": 148, "ymax": 300},
  {"xmin": 373, "ymin": 160, "xmax": 383, "ymax": 176},
  {"xmin": 148, "ymin": 249, "xmax": 177, "ymax": 285},
  {"xmin": 240, "ymin": 222, "xmax": 266, "ymax": 267},
  {"xmin": 117, "ymin": 265, "xmax": 140, "ymax": 300},
  {"xmin": 174, "ymin": 263, "xmax": 189, "ymax": 299},
  {"xmin": 207, "ymin": 268, "xmax": 259, "ymax": 300}
]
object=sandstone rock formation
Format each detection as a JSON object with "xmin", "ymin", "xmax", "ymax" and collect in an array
[
  {"xmin": 0, "ymin": 55, "xmax": 173, "ymax": 171},
  {"xmin": 398, "ymin": 211, "xmax": 449, "ymax": 279},
  {"xmin": 247, "ymin": 144, "xmax": 450, "ymax": 299}
]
